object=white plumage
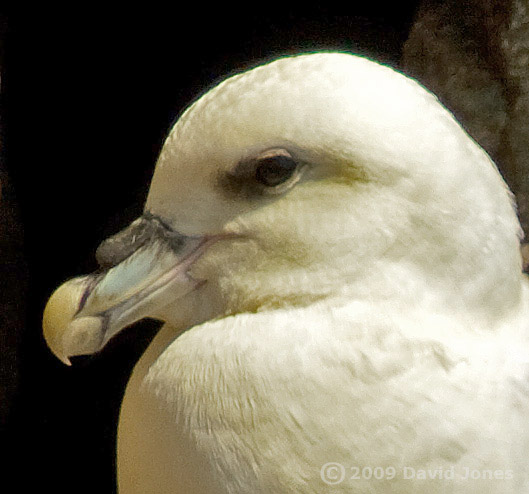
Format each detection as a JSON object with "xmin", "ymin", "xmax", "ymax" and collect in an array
[{"xmin": 43, "ymin": 53, "xmax": 529, "ymax": 493}]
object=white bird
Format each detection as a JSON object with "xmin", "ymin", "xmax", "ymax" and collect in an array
[{"xmin": 43, "ymin": 52, "xmax": 529, "ymax": 493}]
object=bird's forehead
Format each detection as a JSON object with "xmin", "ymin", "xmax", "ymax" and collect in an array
[
  {"xmin": 161, "ymin": 54, "xmax": 375, "ymax": 165},
  {"xmin": 183, "ymin": 53, "xmax": 355, "ymax": 122}
]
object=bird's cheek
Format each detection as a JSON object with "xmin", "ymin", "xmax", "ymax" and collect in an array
[{"xmin": 149, "ymin": 285, "xmax": 213, "ymax": 331}]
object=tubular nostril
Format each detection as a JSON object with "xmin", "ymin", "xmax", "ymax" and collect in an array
[
  {"xmin": 95, "ymin": 213, "xmax": 187, "ymax": 270},
  {"xmin": 95, "ymin": 217, "xmax": 153, "ymax": 269}
]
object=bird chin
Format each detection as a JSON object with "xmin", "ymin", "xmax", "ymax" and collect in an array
[{"xmin": 42, "ymin": 235, "xmax": 213, "ymax": 365}]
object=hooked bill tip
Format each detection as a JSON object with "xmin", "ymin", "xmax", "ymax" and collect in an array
[{"xmin": 43, "ymin": 277, "xmax": 96, "ymax": 365}]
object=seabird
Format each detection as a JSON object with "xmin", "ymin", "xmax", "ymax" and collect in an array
[{"xmin": 43, "ymin": 53, "xmax": 529, "ymax": 493}]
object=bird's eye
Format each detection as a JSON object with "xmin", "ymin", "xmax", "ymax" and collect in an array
[
  {"xmin": 221, "ymin": 148, "xmax": 303, "ymax": 199},
  {"xmin": 255, "ymin": 155, "xmax": 298, "ymax": 187}
]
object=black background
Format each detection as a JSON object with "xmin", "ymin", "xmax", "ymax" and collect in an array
[{"xmin": 3, "ymin": 8, "xmax": 421, "ymax": 493}]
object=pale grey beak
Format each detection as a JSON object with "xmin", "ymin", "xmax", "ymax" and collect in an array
[{"xmin": 43, "ymin": 213, "xmax": 210, "ymax": 364}]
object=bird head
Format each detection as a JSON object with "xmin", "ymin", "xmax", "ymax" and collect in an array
[{"xmin": 43, "ymin": 53, "xmax": 523, "ymax": 365}]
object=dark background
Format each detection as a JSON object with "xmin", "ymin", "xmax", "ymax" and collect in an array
[{"xmin": 2, "ymin": 8, "xmax": 421, "ymax": 493}]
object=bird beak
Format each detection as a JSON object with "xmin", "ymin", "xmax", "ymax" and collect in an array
[{"xmin": 43, "ymin": 213, "xmax": 212, "ymax": 365}]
